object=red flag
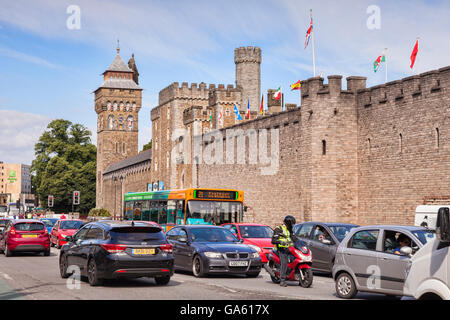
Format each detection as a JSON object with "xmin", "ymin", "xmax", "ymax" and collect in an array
[
  {"xmin": 259, "ymin": 95, "xmax": 264, "ymax": 115},
  {"xmin": 410, "ymin": 40, "xmax": 419, "ymax": 69}
]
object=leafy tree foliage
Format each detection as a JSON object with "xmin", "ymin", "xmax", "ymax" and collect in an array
[
  {"xmin": 142, "ymin": 140, "xmax": 152, "ymax": 151},
  {"xmin": 31, "ymin": 119, "xmax": 96, "ymax": 214}
]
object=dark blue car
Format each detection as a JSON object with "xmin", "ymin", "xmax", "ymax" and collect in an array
[
  {"xmin": 40, "ymin": 218, "xmax": 59, "ymax": 234},
  {"xmin": 166, "ymin": 225, "xmax": 262, "ymax": 277}
]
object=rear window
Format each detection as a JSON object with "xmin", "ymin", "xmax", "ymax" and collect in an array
[
  {"xmin": 109, "ymin": 227, "xmax": 165, "ymax": 243},
  {"xmin": 14, "ymin": 222, "xmax": 44, "ymax": 231},
  {"xmin": 41, "ymin": 219, "xmax": 57, "ymax": 228},
  {"xmin": 60, "ymin": 221, "xmax": 84, "ymax": 230}
]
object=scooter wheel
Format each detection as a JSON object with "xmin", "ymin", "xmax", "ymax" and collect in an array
[
  {"xmin": 298, "ymin": 268, "xmax": 313, "ymax": 288},
  {"xmin": 268, "ymin": 261, "xmax": 280, "ymax": 284}
]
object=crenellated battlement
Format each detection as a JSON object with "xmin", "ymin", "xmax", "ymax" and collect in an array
[
  {"xmin": 158, "ymin": 81, "xmax": 211, "ymax": 106},
  {"xmin": 357, "ymin": 66, "xmax": 450, "ymax": 108},
  {"xmin": 234, "ymin": 46, "xmax": 262, "ymax": 64}
]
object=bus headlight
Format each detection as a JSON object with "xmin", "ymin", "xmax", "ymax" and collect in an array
[{"xmin": 204, "ymin": 252, "xmax": 223, "ymax": 259}]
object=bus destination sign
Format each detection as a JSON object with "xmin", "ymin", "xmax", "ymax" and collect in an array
[{"xmin": 195, "ymin": 190, "xmax": 237, "ymax": 200}]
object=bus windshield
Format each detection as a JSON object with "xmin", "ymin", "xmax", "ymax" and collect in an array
[{"xmin": 187, "ymin": 201, "xmax": 243, "ymax": 225}]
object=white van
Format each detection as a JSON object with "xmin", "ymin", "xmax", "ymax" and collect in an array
[
  {"xmin": 404, "ymin": 207, "xmax": 450, "ymax": 300},
  {"xmin": 414, "ymin": 205, "xmax": 450, "ymax": 229}
]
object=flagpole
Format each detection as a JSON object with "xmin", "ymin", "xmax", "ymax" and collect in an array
[
  {"xmin": 311, "ymin": 9, "xmax": 316, "ymax": 77},
  {"xmin": 417, "ymin": 37, "xmax": 420, "ymax": 75},
  {"xmin": 385, "ymin": 48, "xmax": 388, "ymax": 83}
]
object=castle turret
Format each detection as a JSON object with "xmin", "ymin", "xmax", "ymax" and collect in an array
[{"xmin": 235, "ymin": 46, "xmax": 261, "ymax": 114}]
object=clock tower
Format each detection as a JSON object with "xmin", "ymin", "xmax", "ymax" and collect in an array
[{"xmin": 94, "ymin": 46, "xmax": 142, "ymax": 208}]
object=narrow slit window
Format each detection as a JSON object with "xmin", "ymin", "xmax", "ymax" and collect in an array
[
  {"xmin": 436, "ymin": 128, "xmax": 440, "ymax": 149},
  {"xmin": 322, "ymin": 140, "xmax": 327, "ymax": 155},
  {"xmin": 399, "ymin": 134, "xmax": 403, "ymax": 153}
]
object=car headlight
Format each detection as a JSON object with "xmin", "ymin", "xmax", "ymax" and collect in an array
[
  {"xmin": 61, "ymin": 234, "xmax": 68, "ymax": 238},
  {"xmin": 247, "ymin": 244, "xmax": 262, "ymax": 252},
  {"xmin": 250, "ymin": 252, "xmax": 260, "ymax": 259},
  {"xmin": 204, "ymin": 252, "xmax": 223, "ymax": 259}
]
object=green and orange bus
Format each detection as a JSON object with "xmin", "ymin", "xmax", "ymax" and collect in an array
[{"xmin": 123, "ymin": 189, "xmax": 244, "ymax": 231}]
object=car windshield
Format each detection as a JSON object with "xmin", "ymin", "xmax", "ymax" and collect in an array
[
  {"xmin": 0, "ymin": 220, "xmax": 9, "ymax": 227},
  {"xmin": 109, "ymin": 227, "xmax": 165, "ymax": 243},
  {"xmin": 60, "ymin": 221, "xmax": 84, "ymax": 230},
  {"xmin": 238, "ymin": 225, "xmax": 273, "ymax": 238},
  {"xmin": 412, "ymin": 229, "xmax": 436, "ymax": 245},
  {"xmin": 41, "ymin": 219, "xmax": 57, "ymax": 228},
  {"xmin": 14, "ymin": 222, "xmax": 44, "ymax": 231},
  {"xmin": 328, "ymin": 225, "xmax": 357, "ymax": 242},
  {"xmin": 190, "ymin": 228, "xmax": 238, "ymax": 243}
]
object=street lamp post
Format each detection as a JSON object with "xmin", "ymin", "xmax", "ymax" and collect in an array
[
  {"xmin": 119, "ymin": 175, "xmax": 124, "ymax": 220},
  {"xmin": 113, "ymin": 176, "xmax": 118, "ymax": 221}
]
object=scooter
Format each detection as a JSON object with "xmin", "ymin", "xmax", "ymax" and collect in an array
[{"xmin": 263, "ymin": 239, "xmax": 313, "ymax": 288}]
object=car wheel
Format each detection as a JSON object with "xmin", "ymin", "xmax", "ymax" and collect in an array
[
  {"xmin": 59, "ymin": 254, "xmax": 70, "ymax": 278},
  {"xmin": 298, "ymin": 268, "xmax": 313, "ymax": 288},
  {"xmin": 192, "ymin": 255, "xmax": 205, "ymax": 278},
  {"xmin": 87, "ymin": 259, "xmax": 103, "ymax": 286},
  {"xmin": 154, "ymin": 275, "xmax": 171, "ymax": 285},
  {"xmin": 5, "ymin": 244, "xmax": 12, "ymax": 257},
  {"xmin": 336, "ymin": 272, "xmax": 357, "ymax": 299},
  {"xmin": 246, "ymin": 272, "xmax": 260, "ymax": 278}
]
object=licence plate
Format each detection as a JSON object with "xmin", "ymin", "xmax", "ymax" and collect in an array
[
  {"xmin": 229, "ymin": 261, "xmax": 248, "ymax": 267},
  {"xmin": 22, "ymin": 234, "xmax": 38, "ymax": 238},
  {"xmin": 132, "ymin": 248, "xmax": 155, "ymax": 255}
]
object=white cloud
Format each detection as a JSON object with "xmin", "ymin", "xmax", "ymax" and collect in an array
[
  {"xmin": 0, "ymin": 46, "xmax": 61, "ymax": 69},
  {"xmin": 0, "ymin": 109, "xmax": 52, "ymax": 165}
]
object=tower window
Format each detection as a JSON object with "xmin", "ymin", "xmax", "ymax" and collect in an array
[
  {"xmin": 399, "ymin": 133, "xmax": 403, "ymax": 153},
  {"xmin": 322, "ymin": 140, "xmax": 327, "ymax": 155},
  {"xmin": 436, "ymin": 128, "xmax": 440, "ymax": 149},
  {"xmin": 123, "ymin": 143, "xmax": 126, "ymax": 154}
]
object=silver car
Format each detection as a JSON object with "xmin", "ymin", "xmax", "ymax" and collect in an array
[{"xmin": 332, "ymin": 225, "xmax": 435, "ymax": 299}]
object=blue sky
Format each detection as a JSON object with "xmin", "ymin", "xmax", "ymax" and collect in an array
[{"xmin": 0, "ymin": 0, "xmax": 449, "ymax": 164}]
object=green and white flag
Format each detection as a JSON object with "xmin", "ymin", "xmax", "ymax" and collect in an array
[{"xmin": 373, "ymin": 50, "xmax": 386, "ymax": 73}]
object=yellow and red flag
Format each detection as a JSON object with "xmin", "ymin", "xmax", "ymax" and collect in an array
[{"xmin": 290, "ymin": 80, "xmax": 301, "ymax": 91}]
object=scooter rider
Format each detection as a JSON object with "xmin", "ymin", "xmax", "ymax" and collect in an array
[{"xmin": 272, "ymin": 215, "xmax": 296, "ymax": 287}]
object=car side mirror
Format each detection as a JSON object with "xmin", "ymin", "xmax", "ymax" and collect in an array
[
  {"xmin": 321, "ymin": 239, "xmax": 332, "ymax": 245},
  {"xmin": 400, "ymin": 246, "xmax": 413, "ymax": 256},
  {"xmin": 437, "ymin": 207, "xmax": 450, "ymax": 242},
  {"xmin": 65, "ymin": 236, "xmax": 73, "ymax": 243}
]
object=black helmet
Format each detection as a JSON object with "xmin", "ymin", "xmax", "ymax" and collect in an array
[{"xmin": 283, "ymin": 215, "xmax": 296, "ymax": 231}]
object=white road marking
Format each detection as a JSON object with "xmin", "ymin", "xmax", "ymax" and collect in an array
[{"xmin": 0, "ymin": 272, "xmax": 13, "ymax": 281}]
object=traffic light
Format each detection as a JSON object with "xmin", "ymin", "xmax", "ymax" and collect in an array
[
  {"xmin": 73, "ymin": 191, "xmax": 80, "ymax": 205},
  {"xmin": 48, "ymin": 195, "xmax": 54, "ymax": 208}
]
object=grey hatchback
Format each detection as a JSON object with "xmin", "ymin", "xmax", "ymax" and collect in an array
[
  {"xmin": 293, "ymin": 222, "xmax": 359, "ymax": 272},
  {"xmin": 332, "ymin": 225, "xmax": 435, "ymax": 299}
]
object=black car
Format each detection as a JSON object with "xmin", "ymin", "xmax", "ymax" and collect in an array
[
  {"xmin": 59, "ymin": 220, "xmax": 174, "ymax": 286},
  {"xmin": 166, "ymin": 225, "xmax": 262, "ymax": 277},
  {"xmin": 293, "ymin": 222, "xmax": 359, "ymax": 272}
]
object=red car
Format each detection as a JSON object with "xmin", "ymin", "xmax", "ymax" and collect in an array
[
  {"xmin": 51, "ymin": 219, "xmax": 84, "ymax": 249},
  {"xmin": 221, "ymin": 223, "xmax": 274, "ymax": 263},
  {"xmin": 0, "ymin": 220, "xmax": 50, "ymax": 256}
]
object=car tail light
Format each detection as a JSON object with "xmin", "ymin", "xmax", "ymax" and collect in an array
[
  {"xmin": 160, "ymin": 244, "xmax": 173, "ymax": 253},
  {"xmin": 101, "ymin": 244, "xmax": 127, "ymax": 253},
  {"xmin": 9, "ymin": 227, "xmax": 16, "ymax": 236}
]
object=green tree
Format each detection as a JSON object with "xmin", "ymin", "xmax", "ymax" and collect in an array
[
  {"xmin": 31, "ymin": 119, "xmax": 96, "ymax": 214},
  {"xmin": 142, "ymin": 140, "xmax": 152, "ymax": 151}
]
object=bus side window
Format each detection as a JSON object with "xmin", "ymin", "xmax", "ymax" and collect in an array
[
  {"xmin": 176, "ymin": 200, "xmax": 185, "ymax": 225},
  {"xmin": 158, "ymin": 201, "xmax": 168, "ymax": 225},
  {"xmin": 150, "ymin": 201, "xmax": 158, "ymax": 222},
  {"xmin": 167, "ymin": 200, "xmax": 176, "ymax": 224}
]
